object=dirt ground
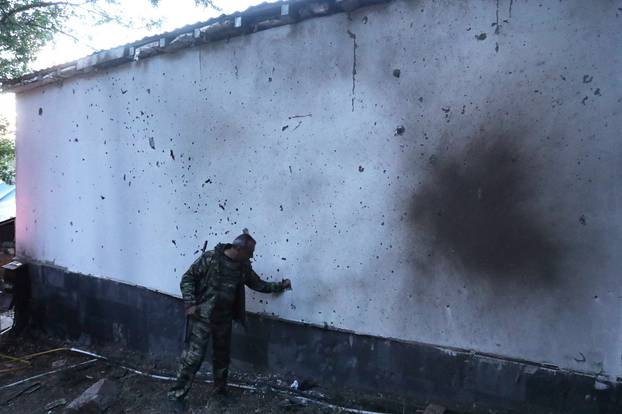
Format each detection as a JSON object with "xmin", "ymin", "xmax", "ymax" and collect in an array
[{"xmin": 0, "ymin": 331, "xmax": 432, "ymax": 414}]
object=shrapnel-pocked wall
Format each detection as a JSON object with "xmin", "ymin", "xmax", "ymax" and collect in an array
[{"xmin": 13, "ymin": 0, "xmax": 622, "ymax": 408}]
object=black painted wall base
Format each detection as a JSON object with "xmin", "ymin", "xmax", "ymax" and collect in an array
[{"xmin": 25, "ymin": 262, "xmax": 621, "ymax": 413}]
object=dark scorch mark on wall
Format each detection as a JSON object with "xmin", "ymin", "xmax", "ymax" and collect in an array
[{"xmin": 409, "ymin": 128, "xmax": 563, "ymax": 282}]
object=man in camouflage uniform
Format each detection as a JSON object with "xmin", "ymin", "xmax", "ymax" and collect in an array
[{"xmin": 168, "ymin": 232, "xmax": 291, "ymax": 402}]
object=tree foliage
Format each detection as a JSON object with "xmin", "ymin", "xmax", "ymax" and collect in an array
[
  {"xmin": 0, "ymin": 0, "xmax": 220, "ymax": 80},
  {"xmin": 0, "ymin": 116, "xmax": 14, "ymax": 184},
  {"xmin": 0, "ymin": 1, "xmax": 66, "ymax": 79}
]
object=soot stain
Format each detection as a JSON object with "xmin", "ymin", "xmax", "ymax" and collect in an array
[{"xmin": 409, "ymin": 128, "xmax": 563, "ymax": 282}]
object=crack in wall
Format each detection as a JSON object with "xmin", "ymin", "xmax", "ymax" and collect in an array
[
  {"xmin": 347, "ymin": 29, "xmax": 357, "ymax": 112},
  {"xmin": 495, "ymin": 0, "xmax": 501, "ymax": 34}
]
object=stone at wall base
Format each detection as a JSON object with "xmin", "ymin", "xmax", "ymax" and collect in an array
[{"xmin": 27, "ymin": 262, "xmax": 622, "ymax": 414}]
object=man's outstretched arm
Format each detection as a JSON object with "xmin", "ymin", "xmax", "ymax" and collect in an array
[{"xmin": 244, "ymin": 267, "xmax": 291, "ymax": 293}]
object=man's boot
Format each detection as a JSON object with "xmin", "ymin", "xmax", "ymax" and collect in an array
[
  {"xmin": 168, "ymin": 380, "xmax": 192, "ymax": 401},
  {"xmin": 206, "ymin": 379, "xmax": 230, "ymax": 410},
  {"xmin": 213, "ymin": 379, "xmax": 228, "ymax": 397},
  {"xmin": 165, "ymin": 390, "xmax": 187, "ymax": 413}
]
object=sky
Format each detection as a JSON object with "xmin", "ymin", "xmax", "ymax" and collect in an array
[{"xmin": 0, "ymin": 0, "xmax": 266, "ymax": 134}]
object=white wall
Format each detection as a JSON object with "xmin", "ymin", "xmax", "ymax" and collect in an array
[{"xmin": 16, "ymin": 0, "xmax": 622, "ymax": 378}]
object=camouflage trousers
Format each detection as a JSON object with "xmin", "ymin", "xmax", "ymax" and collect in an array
[{"xmin": 168, "ymin": 312, "xmax": 233, "ymax": 400}]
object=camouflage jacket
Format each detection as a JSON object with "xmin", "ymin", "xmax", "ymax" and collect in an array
[{"xmin": 180, "ymin": 243, "xmax": 287, "ymax": 324}]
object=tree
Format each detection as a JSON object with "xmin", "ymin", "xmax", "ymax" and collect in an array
[
  {"xmin": 0, "ymin": 0, "xmax": 220, "ymax": 80},
  {"xmin": 0, "ymin": 1, "xmax": 65, "ymax": 79},
  {"xmin": 0, "ymin": 116, "xmax": 14, "ymax": 184}
]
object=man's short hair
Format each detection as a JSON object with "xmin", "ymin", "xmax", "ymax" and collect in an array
[{"xmin": 232, "ymin": 233, "xmax": 256, "ymax": 250}]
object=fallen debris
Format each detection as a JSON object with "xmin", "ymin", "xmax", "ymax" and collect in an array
[
  {"xmin": 44, "ymin": 398, "xmax": 67, "ymax": 411},
  {"xmin": 423, "ymin": 403, "xmax": 446, "ymax": 414},
  {"xmin": 65, "ymin": 378, "xmax": 119, "ymax": 413},
  {"xmin": 2, "ymin": 382, "xmax": 41, "ymax": 404},
  {"xmin": 0, "ymin": 359, "xmax": 98, "ymax": 391},
  {"xmin": 299, "ymin": 379, "xmax": 318, "ymax": 391},
  {"xmin": 279, "ymin": 396, "xmax": 308, "ymax": 410}
]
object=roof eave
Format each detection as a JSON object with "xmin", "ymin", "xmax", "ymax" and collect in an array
[{"xmin": 1, "ymin": 0, "xmax": 390, "ymax": 94}]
